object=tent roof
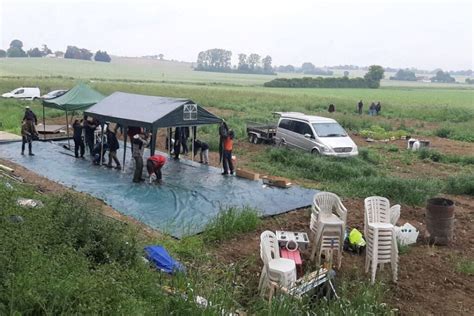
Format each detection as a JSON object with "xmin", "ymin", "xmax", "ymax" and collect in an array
[
  {"xmin": 42, "ymin": 83, "xmax": 105, "ymax": 111},
  {"xmin": 84, "ymin": 92, "xmax": 222, "ymax": 129}
]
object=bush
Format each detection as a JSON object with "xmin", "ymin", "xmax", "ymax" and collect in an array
[
  {"xmin": 94, "ymin": 50, "xmax": 111, "ymax": 63},
  {"xmin": 445, "ymin": 174, "xmax": 474, "ymax": 195},
  {"xmin": 203, "ymin": 206, "xmax": 261, "ymax": 242},
  {"xmin": 435, "ymin": 127, "xmax": 452, "ymax": 138},
  {"xmin": 264, "ymin": 76, "xmax": 374, "ymax": 88}
]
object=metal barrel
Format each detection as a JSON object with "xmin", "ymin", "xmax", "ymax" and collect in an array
[{"xmin": 426, "ymin": 198, "xmax": 455, "ymax": 245}]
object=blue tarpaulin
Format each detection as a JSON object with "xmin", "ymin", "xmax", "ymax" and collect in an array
[
  {"xmin": 144, "ymin": 245, "xmax": 186, "ymax": 274},
  {"xmin": 0, "ymin": 141, "xmax": 316, "ymax": 237}
]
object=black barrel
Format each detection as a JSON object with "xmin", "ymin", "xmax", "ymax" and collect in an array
[{"xmin": 426, "ymin": 198, "xmax": 455, "ymax": 245}]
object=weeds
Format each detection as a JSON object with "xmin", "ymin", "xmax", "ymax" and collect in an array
[
  {"xmin": 455, "ymin": 258, "xmax": 474, "ymax": 276},
  {"xmin": 444, "ymin": 174, "xmax": 474, "ymax": 196},
  {"xmin": 203, "ymin": 206, "xmax": 261, "ymax": 243}
]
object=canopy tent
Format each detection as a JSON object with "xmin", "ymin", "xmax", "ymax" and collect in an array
[
  {"xmin": 84, "ymin": 92, "xmax": 222, "ymax": 168},
  {"xmin": 41, "ymin": 83, "xmax": 105, "ymax": 146},
  {"xmin": 42, "ymin": 82, "xmax": 105, "ymax": 111}
]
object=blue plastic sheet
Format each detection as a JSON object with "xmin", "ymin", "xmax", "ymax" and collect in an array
[
  {"xmin": 0, "ymin": 141, "xmax": 316, "ymax": 237},
  {"xmin": 144, "ymin": 245, "xmax": 186, "ymax": 274}
]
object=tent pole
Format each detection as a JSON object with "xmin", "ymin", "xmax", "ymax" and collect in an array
[
  {"xmin": 191, "ymin": 125, "xmax": 194, "ymax": 162},
  {"xmin": 65, "ymin": 110, "xmax": 70, "ymax": 148},
  {"xmin": 100, "ymin": 122, "xmax": 105, "ymax": 166},
  {"xmin": 42, "ymin": 103, "xmax": 46, "ymax": 140},
  {"xmin": 122, "ymin": 126, "xmax": 128, "ymax": 172}
]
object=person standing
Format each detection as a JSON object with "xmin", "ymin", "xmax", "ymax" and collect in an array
[
  {"xmin": 20, "ymin": 120, "xmax": 34, "ymax": 156},
  {"xmin": 132, "ymin": 133, "xmax": 149, "ymax": 183},
  {"xmin": 193, "ymin": 139, "xmax": 209, "ymax": 164},
  {"xmin": 173, "ymin": 127, "xmax": 182, "ymax": 160},
  {"xmin": 127, "ymin": 126, "xmax": 142, "ymax": 153},
  {"xmin": 106, "ymin": 126, "xmax": 121, "ymax": 169},
  {"xmin": 146, "ymin": 154, "xmax": 166, "ymax": 184},
  {"xmin": 357, "ymin": 100, "xmax": 363, "ymax": 115},
  {"xmin": 22, "ymin": 106, "xmax": 38, "ymax": 136},
  {"xmin": 83, "ymin": 117, "xmax": 97, "ymax": 155},
  {"xmin": 375, "ymin": 101, "xmax": 382, "ymax": 115},
  {"xmin": 222, "ymin": 130, "xmax": 235, "ymax": 176},
  {"xmin": 369, "ymin": 102, "xmax": 376, "ymax": 116},
  {"xmin": 72, "ymin": 119, "xmax": 85, "ymax": 158},
  {"xmin": 181, "ymin": 126, "xmax": 190, "ymax": 155},
  {"xmin": 218, "ymin": 121, "xmax": 229, "ymax": 164}
]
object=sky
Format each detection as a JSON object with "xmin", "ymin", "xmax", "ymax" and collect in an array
[{"xmin": 0, "ymin": 0, "xmax": 472, "ymax": 70}]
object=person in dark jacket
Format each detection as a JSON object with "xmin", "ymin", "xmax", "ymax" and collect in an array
[
  {"xmin": 22, "ymin": 106, "xmax": 38, "ymax": 136},
  {"xmin": 91, "ymin": 141, "xmax": 109, "ymax": 165},
  {"xmin": 369, "ymin": 102, "xmax": 376, "ymax": 116},
  {"xmin": 21, "ymin": 120, "xmax": 34, "ymax": 156},
  {"xmin": 106, "ymin": 126, "xmax": 121, "ymax": 169},
  {"xmin": 375, "ymin": 101, "xmax": 382, "ymax": 115},
  {"xmin": 328, "ymin": 104, "xmax": 335, "ymax": 113},
  {"xmin": 193, "ymin": 139, "xmax": 209, "ymax": 164},
  {"xmin": 357, "ymin": 100, "xmax": 363, "ymax": 115},
  {"xmin": 173, "ymin": 127, "xmax": 182, "ymax": 160},
  {"xmin": 127, "ymin": 126, "xmax": 142, "ymax": 153},
  {"xmin": 132, "ymin": 133, "xmax": 149, "ymax": 183},
  {"xmin": 181, "ymin": 126, "xmax": 190, "ymax": 154},
  {"xmin": 72, "ymin": 119, "xmax": 85, "ymax": 158},
  {"xmin": 218, "ymin": 121, "xmax": 229, "ymax": 163},
  {"xmin": 83, "ymin": 117, "xmax": 97, "ymax": 155}
]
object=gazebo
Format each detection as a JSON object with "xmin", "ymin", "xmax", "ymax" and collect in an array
[
  {"xmin": 84, "ymin": 91, "xmax": 222, "ymax": 169},
  {"xmin": 42, "ymin": 83, "xmax": 105, "ymax": 146}
]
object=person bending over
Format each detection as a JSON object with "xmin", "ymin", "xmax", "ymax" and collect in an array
[
  {"xmin": 193, "ymin": 139, "xmax": 209, "ymax": 164},
  {"xmin": 147, "ymin": 154, "xmax": 166, "ymax": 184}
]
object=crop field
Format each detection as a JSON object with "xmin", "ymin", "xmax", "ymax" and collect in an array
[
  {"xmin": 1, "ymin": 57, "xmax": 472, "ymax": 87},
  {"xmin": 0, "ymin": 58, "xmax": 473, "ymax": 314}
]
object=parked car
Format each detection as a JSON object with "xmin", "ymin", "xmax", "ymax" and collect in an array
[
  {"xmin": 1, "ymin": 87, "xmax": 41, "ymax": 100},
  {"xmin": 274, "ymin": 112, "xmax": 358, "ymax": 157},
  {"xmin": 41, "ymin": 89, "xmax": 68, "ymax": 99}
]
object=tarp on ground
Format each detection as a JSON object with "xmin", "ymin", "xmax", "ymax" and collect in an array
[
  {"xmin": 0, "ymin": 141, "xmax": 316, "ymax": 238},
  {"xmin": 42, "ymin": 83, "xmax": 105, "ymax": 111},
  {"xmin": 84, "ymin": 92, "xmax": 222, "ymax": 129}
]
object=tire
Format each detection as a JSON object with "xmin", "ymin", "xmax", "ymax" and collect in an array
[
  {"xmin": 311, "ymin": 148, "xmax": 320, "ymax": 155},
  {"xmin": 252, "ymin": 136, "xmax": 259, "ymax": 144},
  {"xmin": 248, "ymin": 134, "xmax": 255, "ymax": 143}
]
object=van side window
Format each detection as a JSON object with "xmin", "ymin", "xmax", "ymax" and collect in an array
[
  {"xmin": 300, "ymin": 123, "xmax": 314, "ymax": 138},
  {"xmin": 15, "ymin": 89, "xmax": 24, "ymax": 95},
  {"xmin": 278, "ymin": 119, "xmax": 291, "ymax": 130}
]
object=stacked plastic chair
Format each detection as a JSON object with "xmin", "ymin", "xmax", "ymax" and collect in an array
[
  {"xmin": 364, "ymin": 196, "xmax": 401, "ymax": 284},
  {"xmin": 258, "ymin": 231, "xmax": 297, "ymax": 300},
  {"xmin": 309, "ymin": 192, "xmax": 347, "ymax": 269}
]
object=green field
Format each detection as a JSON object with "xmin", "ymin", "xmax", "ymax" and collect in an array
[{"xmin": 1, "ymin": 57, "xmax": 472, "ymax": 87}]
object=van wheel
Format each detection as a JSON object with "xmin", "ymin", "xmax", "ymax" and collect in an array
[
  {"xmin": 311, "ymin": 149, "xmax": 320, "ymax": 155},
  {"xmin": 252, "ymin": 136, "xmax": 260, "ymax": 144},
  {"xmin": 277, "ymin": 139, "xmax": 286, "ymax": 148},
  {"xmin": 248, "ymin": 134, "xmax": 255, "ymax": 143}
]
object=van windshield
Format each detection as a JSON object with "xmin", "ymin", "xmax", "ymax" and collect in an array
[{"xmin": 312, "ymin": 123, "xmax": 347, "ymax": 137}]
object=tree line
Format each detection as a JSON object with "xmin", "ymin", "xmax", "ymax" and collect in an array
[
  {"xmin": 195, "ymin": 48, "xmax": 275, "ymax": 75},
  {"xmin": 264, "ymin": 65, "xmax": 385, "ymax": 89},
  {"xmin": 0, "ymin": 39, "xmax": 111, "ymax": 62}
]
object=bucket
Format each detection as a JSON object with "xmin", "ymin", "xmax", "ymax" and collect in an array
[{"xmin": 426, "ymin": 198, "xmax": 455, "ymax": 245}]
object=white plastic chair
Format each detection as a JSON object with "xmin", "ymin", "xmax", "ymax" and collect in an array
[
  {"xmin": 309, "ymin": 192, "xmax": 347, "ymax": 268},
  {"xmin": 258, "ymin": 231, "xmax": 297, "ymax": 300},
  {"xmin": 364, "ymin": 196, "xmax": 399, "ymax": 284}
]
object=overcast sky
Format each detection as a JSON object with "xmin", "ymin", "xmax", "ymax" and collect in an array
[{"xmin": 0, "ymin": 0, "xmax": 472, "ymax": 70}]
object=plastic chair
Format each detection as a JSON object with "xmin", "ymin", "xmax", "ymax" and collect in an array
[
  {"xmin": 258, "ymin": 231, "xmax": 297, "ymax": 300},
  {"xmin": 310, "ymin": 192, "xmax": 347, "ymax": 268},
  {"xmin": 364, "ymin": 196, "xmax": 399, "ymax": 284}
]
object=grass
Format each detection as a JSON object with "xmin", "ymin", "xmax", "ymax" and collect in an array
[
  {"xmin": 418, "ymin": 148, "xmax": 474, "ymax": 165},
  {"xmin": 252, "ymin": 147, "xmax": 443, "ymax": 205},
  {"xmin": 0, "ymin": 177, "xmax": 395, "ymax": 314},
  {"xmin": 444, "ymin": 174, "xmax": 474, "ymax": 196},
  {"xmin": 455, "ymin": 258, "xmax": 474, "ymax": 276},
  {"xmin": 203, "ymin": 206, "xmax": 261, "ymax": 243}
]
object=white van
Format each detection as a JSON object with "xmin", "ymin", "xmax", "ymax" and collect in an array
[
  {"xmin": 2, "ymin": 87, "xmax": 41, "ymax": 100},
  {"xmin": 274, "ymin": 112, "xmax": 358, "ymax": 157}
]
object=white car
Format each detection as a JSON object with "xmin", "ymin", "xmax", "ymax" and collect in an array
[
  {"xmin": 274, "ymin": 112, "xmax": 358, "ymax": 157},
  {"xmin": 2, "ymin": 87, "xmax": 41, "ymax": 100},
  {"xmin": 41, "ymin": 89, "xmax": 68, "ymax": 99}
]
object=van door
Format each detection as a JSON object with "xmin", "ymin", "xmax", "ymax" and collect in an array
[
  {"xmin": 291, "ymin": 121, "xmax": 316, "ymax": 151},
  {"xmin": 14, "ymin": 89, "xmax": 25, "ymax": 98},
  {"xmin": 277, "ymin": 118, "xmax": 295, "ymax": 148}
]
